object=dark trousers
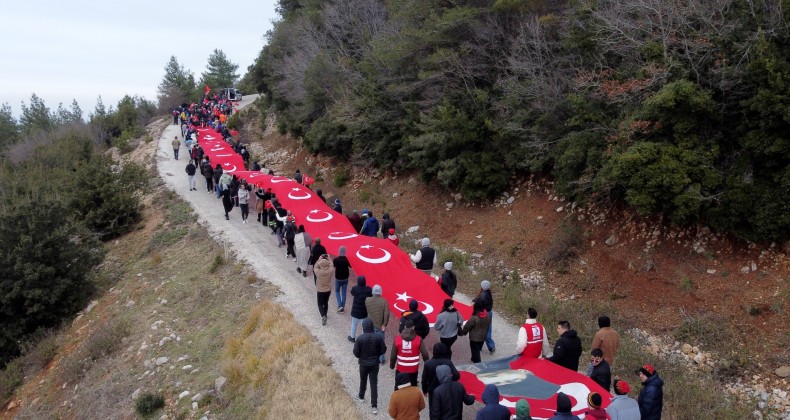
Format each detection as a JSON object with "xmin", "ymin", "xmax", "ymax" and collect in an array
[
  {"xmin": 440, "ymin": 336, "xmax": 458, "ymax": 360},
  {"xmin": 470, "ymin": 340, "xmax": 484, "ymax": 363},
  {"xmin": 204, "ymin": 177, "xmax": 213, "ymax": 192},
  {"xmin": 359, "ymin": 364, "xmax": 380, "ymax": 408},
  {"xmin": 240, "ymin": 204, "xmax": 249, "ymax": 220},
  {"xmin": 395, "ymin": 370, "xmax": 419, "ymax": 387},
  {"xmin": 286, "ymin": 238, "xmax": 296, "ymax": 257},
  {"xmin": 317, "ymin": 291, "xmax": 330, "ymax": 318}
]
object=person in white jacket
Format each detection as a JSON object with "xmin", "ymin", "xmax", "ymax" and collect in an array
[{"xmin": 515, "ymin": 307, "xmax": 551, "ymax": 357}]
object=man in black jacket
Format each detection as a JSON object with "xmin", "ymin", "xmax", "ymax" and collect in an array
[
  {"xmin": 546, "ymin": 320, "xmax": 583, "ymax": 372},
  {"xmin": 429, "ymin": 365, "xmax": 474, "ymax": 420},
  {"xmin": 399, "ymin": 299, "xmax": 430, "ymax": 340},
  {"xmin": 353, "ymin": 318, "xmax": 387, "ymax": 415},
  {"xmin": 421, "ymin": 343, "xmax": 460, "ymax": 407}
]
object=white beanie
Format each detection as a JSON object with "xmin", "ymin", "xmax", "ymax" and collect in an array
[
  {"xmin": 372, "ymin": 285, "xmax": 382, "ymax": 295},
  {"xmin": 444, "ymin": 262, "xmax": 453, "ymax": 270},
  {"xmin": 421, "ymin": 237, "xmax": 430, "ymax": 247},
  {"xmin": 481, "ymin": 280, "xmax": 491, "ymax": 290}
]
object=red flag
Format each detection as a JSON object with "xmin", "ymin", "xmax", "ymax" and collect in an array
[
  {"xmin": 303, "ymin": 175, "xmax": 315, "ymax": 186},
  {"xmin": 230, "ymin": 129, "xmax": 239, "ymax": 137},
  {"xmin": 204, "ymin": 84, "xmax": 211, "ymax": 94}
]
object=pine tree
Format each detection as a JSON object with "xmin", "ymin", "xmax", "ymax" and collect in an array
[
  {"xmin": 0, "ymin": 103, "xmax": 18, "ymax": 149},
  {"xmin": 199, "ymin": 49, "xmax": 239, "ymax": 91},
  {"xmin": 158, "ymin": 56, "xmax": 196, "ymax": 108},
  {"xmin": 19, "ymin": 94, "xmax": 53, "ymax": 135}
]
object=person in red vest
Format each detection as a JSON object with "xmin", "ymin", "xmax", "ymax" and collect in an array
[
  {"xmin": 390, "ymin": 319, "xmax": 429, "ymax": 387},
  {"xmin": 515, "ymin": 307, "xmax": 550, "ymax": 357}
]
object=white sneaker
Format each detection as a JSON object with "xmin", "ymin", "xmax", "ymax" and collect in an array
[{"xmin": 372, "ymin": 407, "xmax": 378, "ymax": 415}]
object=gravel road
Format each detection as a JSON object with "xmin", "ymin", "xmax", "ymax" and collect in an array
[{"xmin": 156, "ymin": 96, "xmax": 521, "ymax": 419}]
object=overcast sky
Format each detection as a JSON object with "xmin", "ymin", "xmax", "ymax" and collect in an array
[{"xmin": 0, "ymin": 0, "xmax": 278, "ymax": 119}]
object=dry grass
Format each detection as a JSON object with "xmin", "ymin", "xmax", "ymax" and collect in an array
[{"xmin": 222, "ymin": 301, "xmax": 360, "ymax": 419}]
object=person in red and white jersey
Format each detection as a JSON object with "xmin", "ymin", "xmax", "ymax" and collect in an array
[{"xmin": 515, "ymin": 307, "xmax": 551, "ymax": 358}]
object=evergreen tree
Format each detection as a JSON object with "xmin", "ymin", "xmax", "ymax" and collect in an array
[
  {"xmin": 0, "ymin": 103, "xmax": 19, "ymax": 149},
  {"xmin": 19, "ymin": 94, "xmax": 53, "ymax": 135},
  {"xmin": 199, "ymin": 49, "xmax": 239, "ymax": 91},
  {"xmin": 158, "ymin": 56, "xmax": 197, "ymax": 108}
]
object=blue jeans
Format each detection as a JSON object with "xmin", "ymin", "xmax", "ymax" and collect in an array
[
  {"xmin": 486, "ymin": 311, "xmax": 496, "ymax": 351},
  {"xmin": 374, "ymin": 328, "xmax": 385, "ymax": 363},
  {"xmin": 350, "ymin": 316, "xmax": 363, "ymax": 339},
  {"xmin": 335, "ymin": 279, "xmax": 348, "ymax": 309}
]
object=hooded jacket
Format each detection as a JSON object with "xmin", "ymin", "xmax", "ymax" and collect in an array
[
  {"xmin": 461, "ymin": 309, "xmax": 491, "ymax": 342},
  {"xmin": 348, "ymin": 212, "xmax": 363, "ymax": 233},
  {"xmin": 546, "ymin": 329, "xmax": 583, "ymax": 372},
  {"xmin": 365, "ymin": 293, "xmax": 390, "ymax": 330},
  {"xmin": 547, "ymin": 392, "xmax": 582, "ymax": 420},
  {"xmin": 638, "ymin": 373, "xmax": 664, "ymax": 420},
  {"xmin": 390, "ymin": 324, "xmax": 429, "ymax": 370},
  {"xmin": 421, "ymin": 343, "xmax": 460, "ymax": 396},
  {"xmin": 349, "ymin": 276, "xmax": 372, "ymax": 318},
  {"xmin": 399, "ymin": 300, "xmax": 430, "ymax": 339},
  {"xmin": 313, "ymin": 257, "xmax": 334, "ymax": 293},
  {"xmin": 380, "ymin": 213, "xmax": 396, "ymax": 237},
  {"xmin": 389, "ymin": 372, "xmax": 426, "ymax": 420},
  {"xmin": 429, "ymin": 365, "xmax": 475, "ymax": 420},
  {"xmin": 475, "ymin": 384, "xmax": 511, "ymax": 420},
  {"xmin": 353, "ymin": 318, "xmax": 387, "ymax": 367}
]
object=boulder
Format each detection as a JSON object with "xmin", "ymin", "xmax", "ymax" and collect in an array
[
  {"xmin": 215, "ymin": 376, "xmax": 227, "ymax": 393},
  {"xmin": 775, "ymin": 366, "xmax": 790, "ymax": 378}
]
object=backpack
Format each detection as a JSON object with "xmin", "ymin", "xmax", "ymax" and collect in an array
[{"xmin": 284, "ymin": 221, "xmax": 296, "ymax": 239}]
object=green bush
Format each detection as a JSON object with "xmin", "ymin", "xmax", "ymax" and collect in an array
[
  {"xmin": 0, "ymin": 359, "xmax": 23, "ymax": 407},
  {"xmin": 333, "ymin": 166, "xmax": 350, "ymax": 188},
  {"xmin": 60, "ymin": 318, "xmax": 131, "ymax": 382},
  {"xmin": 209, "ymin": 255, "xmax": 225, "ymax": 273},
  {"xmin": 135, "ymin": 392, "xmax": 165, "ymax": 417}
]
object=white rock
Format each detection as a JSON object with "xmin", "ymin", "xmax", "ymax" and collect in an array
[
  {"xmin": 132, "ymin": 388, "xmax": 142, "ymax": 400},
  {"xmin": 706, "ymin": 269, "xmax": 716, "ymax": 274},
  {"xmin": 215, "ymin": 376, "xmax": 227, "ymax": 392},
  {"xmin": 392, "ymin": 192, "xmax": 398, "ymax": 198},
  {"xmin": 407, "ymin": 226, "xmax": 420, "ymax": 234},
  {"xmin": 85, "ymin": 300, "xmax": 99, "ymax": 313},
  {"xmin": 507, "ymin": 197, "xmax": 515, "ymax": 204},
  {"xmin": 191, "ymin": 393, "xmax": 203, "ymax": 402},
  {"xmin": 178, "ymin": 391, "xmax": 190, "ymax": 400},
  {"xmin": 751, "ymin": 262, "xmax": 757, "ymax": 272},
  {"xmin": 537, "ymin": 216, "xmax": 543, "ymax": 220},
  {"xmin": 160, "ymin": 298, "xmax": 168, "ymax": 305},
  {"xmin": 125, "ymin": 300, "xmax": 135, "ymax": 307},
  {"xmin": 476, "ymin": 235, "xmax": 483, "ymax": 239},
  {"xmin": 741, "ymin": 266, "xmax": 751, "ymax": 273},
  {"xmin": 192, "ymin": 402, "xmax": 198, "ymax": 410},
  {"xmin": 155, "ymin": 357, "xmax": 168, "ymax": 366},
  {"xmin": 605, "ymin": 235, "xmax": 618, "ymax": 246},
  {"xmin": 556, "ymin": 206, "xmax": 564, "ymax": 212},
  {"xmin": 182, "ymin": 365, "xmax": 193, "ymax": 370}
]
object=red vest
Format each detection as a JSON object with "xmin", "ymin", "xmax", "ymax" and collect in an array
[
  {"xmin": 522, "ymin": 322, "xmax": 545, "ymax": 358},
  {"xmin": 395, "ymin": 335, "xmax": 422, "ymax": 374}
]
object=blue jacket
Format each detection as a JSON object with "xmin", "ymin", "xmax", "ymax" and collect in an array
[
  {"xmin": 360, "ymin": 216, "xmax": 379, "ymax": 237},
  {"xmin": 638, "ymin": 374, "xmax": 664, "ymax": 420},
  {"xmin": 475, "ymin": 384, "xmax": 511, "ymax": 420}
]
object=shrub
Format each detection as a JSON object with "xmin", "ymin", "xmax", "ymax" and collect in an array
[
  {"xmin": 543, "ymin": 220, "xmax": 583, "ymax": 266},
  {"xmin": 135, "ymin": 392, "xmax": 165, "ymax": 417},
  {"xmin": 333, "ymin": 166, "xmax": 350, "ymax": 188},
  {"xmin": 209, "ymin": 255, "xmax": 225, "ymax": 273},
  {"xmin": 59, "ymin": 318, "xmax": 131, "ymax": 382},
  {"xmin": 0, "ymin": 359, "xmax": 23, "ymax": 407}
]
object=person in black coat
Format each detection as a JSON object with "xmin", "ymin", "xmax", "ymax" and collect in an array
[
  {"xmin": 348, "ymin": 275, "xmax": 372, "ymax": 342},
  {"xmin": 429, "ymin": 365, "xmax": 475, "ymax": 420},
  {"xmin": 221, "ymin": 188, "xmax": 233, "ymax": 220},
  {"xmin": 380, "ymin": 213, "xmax": 396, "ymax": 238},
  {"xmin": 637, "ymin": 363, "xmax": 664, "ymax": 420},
  {"xmin": 587, "ymin": 348, "xmax": 611, "ymax": 391},
  {"xmin": 421, "ymin": 343, "xmax": 460, "ymax": 406},
  {"xmin": 546, "ymin": 321, "xmax": 583, "ymax": 372},
  {"xmin": 399, "ymin": 299, "xmax": 430, "ymax": 340},
  {"xmin": 353, "ymin": 318, "xmax": 387, "ymax": 414},
  {"xmin": 309, "ymin": 238, "xmax": 327, "ymax": 281}
]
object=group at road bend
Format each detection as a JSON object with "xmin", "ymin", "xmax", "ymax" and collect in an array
[{"xmin": 168, "ymin": 96, "xmax": 663, "ymax": 419}]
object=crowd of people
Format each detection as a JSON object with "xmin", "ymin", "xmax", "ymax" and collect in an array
[{"xmin": 170, "ymin": 113, "xmax": 664, "ymax": 419}]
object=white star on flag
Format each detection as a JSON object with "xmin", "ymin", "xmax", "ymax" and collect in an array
[
  {"xmin": 361, "ymin": 245, "xmax": 373, "ymax": 249},
  {"xmin": 310, "ymin": 209, "xmax": 320, "ymax": 213},
  {"xmin": 396, "ymin": 292, "xmax": 411, "ymax": 302}
]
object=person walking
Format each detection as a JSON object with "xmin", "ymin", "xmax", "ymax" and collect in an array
[
  {"xmin": 547, "ymin": 392, "xmax": 581, "ymax": 419},
  {"xmin": 333, "ymin": 246, "xmax": 352, "ymax": 313},
  {"xmin": 516, "ymin": 307, "xmax": 551, "ymax": 358},
  {"xmin": 185, "ymin": 161, "xmax": 197, "ymax": 191},
  {"xmin": 513, "ymin": 399, "xmax": 533, "ymax": 420},
  {"xmin": 353, "ymin": 318, "xmax": 387, "ymax": 416},
  {"xmin": 348, "ymin": 209, "xmax": 363, "ymax": 233},
  {"xmin": 587, "ymin": 348, "xmax": 611, "ymax": 392},
  {"xmin": 313, "ymin": 253, "xmax": 334, "ymax": 325},
  {"xmin": 294, "ymin": 225, "xmax": 312, "ymax": 276},
  {"xmin": 389, "ymin": 372, "xmax": 426, "ymax": 420},
  {"xmin": 421, "ymin": 342, "xmax": 459, "ymax": 407},
  {"xmin": 429, "ymin": 365, "xmax": 475, "ymax": 420},
  {"xmin": 380, "ymin": 212, "xmax": 396, "ymax": 238},
  {"xmin": 583, "ymin": 392, "xmax": 610, "ymax": 420},
  {"xmin": 365, "ymin": 284, "xmax": 390, "ymax": 364},
  {"xmin": 476, "ymin": 384, "xmax": 511, "ymax": 420},
  {"xmin": 221, "ymin": 186, "xmax": 233, "ymax": 220},
  {"xmin": 473, "ymin": 280, "xmax": 496, "ymax": 354},
  {"xmin": 201, "ymin": 159, "xmax": 214, "ymax": 192},
  {"xmin": 308, "ymin": 237, "xmax": 327, "ymax": 280},
  {"xmin": 399, "ymin": 299, "xmax": 430, "ymax": 341},
  {"xmin": 237, "ymin": 180, "xmax": 250, "ymax": 223},
  {"xmin": 171, "ymin": 136, "xmax": 180, "ymax": 160},
  {"xmin": 460, "ymin": 301, "xmax": 491, "ymax": 363},
  {"xmin": 390, "ymin": 319, "xmax": 429, "ymax": 387},
  {"xmin": 410, "ymin": 237, "xmax": 437, "ymax": 275},
  {"xmin": 349, "ymin": 275, "xmax": 372, "ymax": 342},
  {"xmin": 546, "ymin": 321, "xmax": 583, "ymax": 372},
  {"xmin": 360, "ymin": 210, "xmax": 380, "ymax": 237},
  {"xmin": 433, "ymin": 299, "xmax": 463, "ymax": 359},
  {"xmin": 439, "ymin": 262, "xmax": 457, "ymax": 297}
]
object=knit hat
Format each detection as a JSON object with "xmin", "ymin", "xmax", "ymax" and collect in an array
[
  {"xmin": 409, "ymin": 299, "xmax": 418, "ymax": 311},
  {"xmin": 372, "ymin": 285, "xmax": 382, "ymax": 296},
  {"xmin": 515, "ymin": 399, "xmax": 530, "ymax": 417},
  {"xmin": 638, "ymin": 363, "xmax": 656, "ymax": 377},
  {"xmin": 338, "ymin": 246, "xmax": 346, "ymax": 256},
  {"xmin": 421, "ymin": 237, "xmax": 430, "ymax": 247},
  {"xmin": 389, "ymin": 228, "xmax": 395, "ymax": 235},
  {"xmin": 556, "ymin": 392, "xmax": 571, "ymax": 413},
  {"xmin": 481, "ymin": 280, "xmax": 491, "ymax": 290},
  {"xmin": 588, "ymin": 392, "xmax": 602, "ymax": 409},
  {"xmin": 614, "ymin": 379, "xmax": 631, "ymax": 395},
  {"xmin": 444, "ymin": 261, "xmax": 452, "ymax": 270},
  {"xmin": 395, "ymin": 372, "xmax": 411, "ymax": 389},
  {"xmin": 362, "ymin": 208, "xmax": 369, "ymax": 215}
]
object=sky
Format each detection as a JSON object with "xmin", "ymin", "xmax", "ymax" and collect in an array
[{"xmin": 0, "ymin": 0, "xmax": 279, "ymax": 119}]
